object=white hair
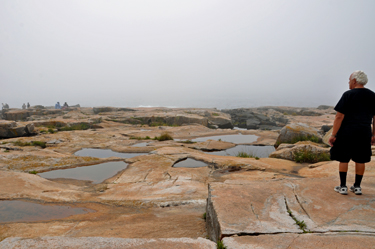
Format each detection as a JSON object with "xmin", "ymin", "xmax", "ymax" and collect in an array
[{"xmin": 351, "ymin": 70, "xmax": 368, "ymax": 85}]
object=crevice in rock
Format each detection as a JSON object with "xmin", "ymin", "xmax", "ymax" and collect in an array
[
  {"xmin": 291, "ymin": 185, "xmax": 311, "ymax": 219},
  {"xmin": 250, "ymin": 203, "xmax": 259, "ymax": 221},
  {"xmin": 284, "ymin": 196, "xmax": 308, "ymax": 233}
]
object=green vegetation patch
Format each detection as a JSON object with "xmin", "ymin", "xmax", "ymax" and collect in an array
[
  {"xmin": 211, "ymin": 113, "xmax": 220, "ymax": 116},
  {"xmin": 13, "ymin": 140, "xmax": 47, "ymax": 149},
  {"xmin": 29, "ymin": 170, "xmax": 38, "ymax": 174},
  {"xmin": 178, "ymin": 140, "xmax": 196, "ymax": 144},
  {"xmin": 217, "ymin": 240, "xmax": 227, "ymax": 249},
  {"xmin": 58, "ymin": 123, "xmax": 91, "ymax": 131},
  {"xmin": 154, "ymin": 132, "xmax": 173, "ymax": 141},
  {"xmin": 130, "ymin": 136, "xmax": 151, "ymax": 140},
  {"xmin": 293, "ymin": 149, "xmax": 330, "ymax": 163}
]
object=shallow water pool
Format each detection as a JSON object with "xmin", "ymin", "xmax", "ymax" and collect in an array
[
  {"xmin": 38, "ymin": 161, "xmax": 127, "ymax": 184},
  {"xmin": 0, "ymin": 200, "xmax": 93, "ymax": 223},
  {"xmin": 75, "ymin": 148, "xmax": 148, "ymax": 158},
  {"xmin": 191, "ymin": 134, "xmax": 257, "ymax": 144},
  {"xmin": 172, "ymin": 158, "xmax": 208, "ymax": 168},
  {"xmin": 207, "ymin": 145, "xmax": 275, "ymax": 158}
]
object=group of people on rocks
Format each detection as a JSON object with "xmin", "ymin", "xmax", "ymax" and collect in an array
[
  {"xmin": 1, "ymin": 102, "xmax": 70, "ymax": 110},
  {"xmin": 55, "ymin": 102, "xmax": 69, "ymax": 109},
  {"xmin": 1, "ymin": 103, "xmax": 9, "ymax": 110},
  {"xmin": 21, "ymin": 103, "xmax": 30, "ymax": 109}
]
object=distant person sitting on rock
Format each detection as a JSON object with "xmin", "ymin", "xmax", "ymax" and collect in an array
[
  {"xmin": 22, "ymin": 103, "xmax": 26, "ymax": 109},
  {"xmin": 27, "ymin": 102, "xmax": 30, "ymax": 109},
  {"xmin": 329, "ymin": 70, "xmax": 375, "ymax": 195},
  {"xmin": 4, "ymin": 103, "xmax": 9, "ymax": 109},
  {"xmin": 62, "ymin": 102, "xmax": 69, "ymax": 110},
  {"xmin": 55, "ymin": 102, "xmax": 61, "ymax": 109}
]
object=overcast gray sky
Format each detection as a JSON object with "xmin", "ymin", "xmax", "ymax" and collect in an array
[{"xmin": 1, "ymin": 0, "xmax": 375, "ymax": 109}]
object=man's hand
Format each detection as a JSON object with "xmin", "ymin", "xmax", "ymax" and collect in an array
[
  {"xmin": 328, "ymin": 136, "xmax": 336, "ymax": 147},
  {"xmin": 372, "ymin": 136, "xmax": 375, "ymax": 145}
]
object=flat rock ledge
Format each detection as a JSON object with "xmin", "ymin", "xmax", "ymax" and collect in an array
[
  {"xmin": 0, "ymin": 237, "xmax": 216, "ymax": 249},
  {"xmin": 206, "ymin": 177, "xmax": 375, "ymax": 245},
  {"xmin": 222, "ymin": 233, "xmax": 375, "ymax": 249}
]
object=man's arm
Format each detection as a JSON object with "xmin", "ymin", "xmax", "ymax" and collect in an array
[
  {"xmin": 372, "ymin": 116, "xmax": 375, "ymax": 145},
  {"xmin": 328, "ymin": 111, "xmax": 345, "ymax": 146}
]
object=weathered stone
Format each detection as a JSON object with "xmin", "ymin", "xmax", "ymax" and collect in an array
[
  {"xmin": 322, "ymin": 127, "xmax": 333, "ymax": 146},
  {"xmin": 93, "ymin": 106, "xmax": 136, "ymax": 114},
  {"xmin": 223, "ymin": 233, "xmax": 375, "ymax": 249},
  {"xmin": 206, "ymin": 177, "xmax": 375, "ymax": 242},
  {"xmin": 0, "ymin": 121, "xmax": 34, "ymax": 138},
  {"xmin": 0, "ymin": 237, "xmax": 216, "ymax": 249},
  {"xmin": 269, "ymin": 144, "xmax": 329, "ymax": 161},
  {"xmin": 275, "ymin": 123, "xmax": 322, "ymax": 145}
]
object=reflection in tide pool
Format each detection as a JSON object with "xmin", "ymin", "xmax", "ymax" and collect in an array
[
  {"xmin": 173, "ymin": 158, "xmax": 208, "ymax": 168},
  {"xmin": 0, "ymin": 200, "xmax": 93, "ymax": 223},
  {"xmin": 207, "ymin": 145, "xmax": 275, "ymax": 158},
  {"xmin": 38, "ymin": 161, "xmax": 127, "ymax": 184},
  {"xmin": 191, "ymin": 134, "xmax": 257, "ymax": 144},
  {"xmin": 132, "ymin": 142, "xmax": 149, "ymax": 147},
  {"xmin": 75, "ymin": 148, "xmax": 148, "ymax": 158}
]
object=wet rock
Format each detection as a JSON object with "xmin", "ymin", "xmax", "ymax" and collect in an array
[
  {"xmin": 275, "ymin": 123, "xmax": 322, "ymax": 146},
  {"xmin": 0, "ymin": 237, "xmax": 217, "ymax": 249}
]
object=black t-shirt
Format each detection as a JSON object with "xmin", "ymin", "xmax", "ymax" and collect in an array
[{"xmin": 335, "ymin": 88, "xmax": 375, "ymax": 135}]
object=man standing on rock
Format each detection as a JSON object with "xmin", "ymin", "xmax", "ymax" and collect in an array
[{"xmin": 329, "ymin": 70, "xmax": 375, "ymax": 195}]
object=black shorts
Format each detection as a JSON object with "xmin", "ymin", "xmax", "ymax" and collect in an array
[{"xmin": 330, "ymin": 132, "xmax": 372, "ymax": 163}]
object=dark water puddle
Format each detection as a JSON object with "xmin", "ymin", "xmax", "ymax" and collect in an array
[
  {"xmin": 207, "ymin": 145, "xmax": 275, "ymax": 158},
  {"xmin": 191, "ymin": 134, "xmax": 257, "ymax": 144},
  {"xmin": 132, "ymin": 142, "xmax": 149, "ymax": 147},
  {"xmin": 75, "ymin": 148, "xmax": 148, "ymax": 158},
  {"xmin": 38, "ymin": 161, "xmax": 127, "ymax": 184},
  {"xmin": 0, "ymin": 200, "xmax": 93, "ymax": 223},
  {"xmin": 173, "ymin": 158, "xmax": 208, "ymax": 168}
]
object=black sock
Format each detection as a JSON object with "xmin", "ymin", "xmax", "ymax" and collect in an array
[
  {"xmin": 354, "ymin": 174, "xmax": 363, "ymax": 187},
  {"xmin": 339, "ymin": 171, "xmax": 347, "ymax": 187}
]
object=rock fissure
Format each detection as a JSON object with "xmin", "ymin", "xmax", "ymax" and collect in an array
[
  {"xmin": 291, "ymin": 184, "xmax": 311, "ymax": 219},
  {"xmin": 284, "ymin": 196, "xmax": 308, "ymax": 233}
]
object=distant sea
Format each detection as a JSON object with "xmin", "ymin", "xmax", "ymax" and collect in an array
[{"xmin": 109, "ymin": 97, "xmax": 331, "ymax": 110}]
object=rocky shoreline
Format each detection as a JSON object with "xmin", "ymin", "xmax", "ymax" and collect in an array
[{"xmin": 1, "ymin": 105, "xmax": 374, "ymax": 248}]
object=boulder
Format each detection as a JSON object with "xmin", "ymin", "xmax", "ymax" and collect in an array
[
  {"xmin": 275, "ymin": 123, "xmax": 322, "ymax": 146},
  {"xmin": 2, "ymin": 110, "xmax": 30, "ymax": 121},
  {"xmin": 322, "ymin": 128, "xmax": 333, "ymax": 146},
  {"xmin": 0, "ymin": 121, "xmax": 35, "ymax": 138},
  {"xmin": 269, "ymin": 143, "xmax": 329, "ymax": 161}
]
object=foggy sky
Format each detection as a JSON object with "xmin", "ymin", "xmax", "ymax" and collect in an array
[{"xmin": 1, "ymin": 0, "xmax": 375, "ymax": 109}]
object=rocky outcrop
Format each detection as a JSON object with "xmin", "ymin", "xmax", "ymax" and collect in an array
[
  {"xmin": 93, "ymin": 106, "xmax": 136, "ymax": 114},
  {"xmin": 275, "ymin": 123, "xmax": 322, "ymax": 146},
  {"xmin": 107, "ymin": 111, "xmax": 232, "ymax": 129},
  {"xmin": 207, "ymin": 178, "xmax": 375, "ymax": 242},
  {"xmin": 0, "ymin": 121, "xmax": 35, "ymax": 138},
  {"xmin": 222, "ymin": 108, "xmax": 288, "ymax": 130},
  {"xmin": 269, "ymin": 142, "xmax": 329, "ymax": 161}
]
